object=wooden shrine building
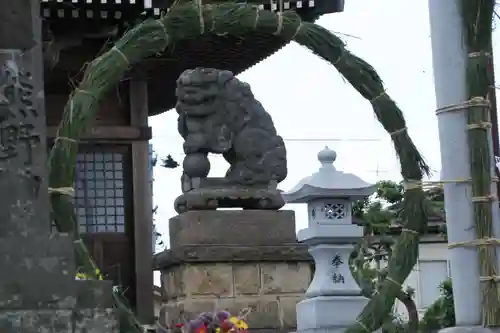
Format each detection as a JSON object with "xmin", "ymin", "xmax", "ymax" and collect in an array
[{"xmin": 41, "ymin": 0, "xmax": 345, "ymax": 324}]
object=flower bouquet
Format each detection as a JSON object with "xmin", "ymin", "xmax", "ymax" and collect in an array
[{"xmin": 172, "ymin": 309, "xmax": 251, "ymax": 333}]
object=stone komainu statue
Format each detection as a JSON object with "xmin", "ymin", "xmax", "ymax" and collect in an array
[{"xmin": 174, "ymin": 68, "xmax": 287, "ymax": 213}]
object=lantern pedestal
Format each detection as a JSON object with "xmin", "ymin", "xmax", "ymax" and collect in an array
[
  {"xmin": 304, "ymin": 244, "xmax": 361, "ymax": 297},
  {"xmin": 298, "ymin": 220, "xmax": 365, "ymax": 298},
  {"xmin": 296, "ymin": 225, "xmax": 369, "ymax": 332},
  {"xmin": 296, "ymin": 295, "xmax": 369, "ymax": 333}
]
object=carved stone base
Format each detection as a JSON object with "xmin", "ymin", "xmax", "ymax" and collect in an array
[
  {"xmin": 168, "ymin": 210, "xmax": 297, "ymax": 248},
  {"xmin": 174, "ymin": 186, "xmax": 285, "ymax": 214}
]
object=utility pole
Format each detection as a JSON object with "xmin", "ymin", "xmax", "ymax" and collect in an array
[{"xmin": 429, "ymin": 0, "xmax": 500, "ymax": 330}]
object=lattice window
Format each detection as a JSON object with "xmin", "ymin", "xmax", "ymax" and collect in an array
[
  {"xmin": 323, "ymin": 203, "xmax": 346, "ymax": 219},
  {"xmin": 75, "ymin": 151, "xmax": 126, "ymax": 233}
]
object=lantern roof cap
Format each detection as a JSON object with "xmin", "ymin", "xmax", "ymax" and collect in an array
[{"xmin": 282, "ymin": 146, "xmax": 376, "ymax": 203}]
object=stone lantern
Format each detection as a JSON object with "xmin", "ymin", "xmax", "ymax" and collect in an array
[{"xmin": 282, "ymin": 146, "xmax": 376, "ymax": 333}]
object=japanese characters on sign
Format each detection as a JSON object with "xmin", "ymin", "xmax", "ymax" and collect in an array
[
  {"xmin": 331, "ymin": 253, "xmax": 345, "ymax": 284},
  {"xmin": 331, "ymin": 253, "xmax": 343, "ymax": 268},
  {"xmin": 0, "ymin": 58, "xmax": 40, "ymax": 165},
  {"xmin": 0, "ymin": 123, "xmax": 39, "ymax": 164},
  {"xmin": 332, "ymin": 273, "xmax": 345, "ymax": 284}
]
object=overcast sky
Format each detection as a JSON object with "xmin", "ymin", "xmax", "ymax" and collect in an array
[{"xmin": 149, "ymin": 0, "xmax": 500, "ymax": 283}]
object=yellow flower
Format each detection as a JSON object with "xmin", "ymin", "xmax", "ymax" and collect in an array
[
  {"xmin": 229, "ymin": 317, "xmax": 248, "ymax": 330},
  {"xmin": 75, "ymin": 269, "xmax": 104, "ymax": 280}
]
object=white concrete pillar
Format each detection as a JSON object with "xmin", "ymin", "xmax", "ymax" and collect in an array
[{"xmin": 428, "ymin": 0, "xmax": 500, "ymax": 325}]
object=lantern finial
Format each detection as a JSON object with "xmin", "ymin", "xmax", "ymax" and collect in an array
[{"xmin": 317, "ymin": 146, "xmax": 336, "ymax": 165}]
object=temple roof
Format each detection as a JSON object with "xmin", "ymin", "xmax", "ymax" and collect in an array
[{"xmin": 42, "ymin": 0, "xmax": 345, "ymax": 115}]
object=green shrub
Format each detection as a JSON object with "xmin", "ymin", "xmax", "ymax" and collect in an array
[{"xmin": 420, "ymin": 279, "xmax": 455, "ymax": 333}]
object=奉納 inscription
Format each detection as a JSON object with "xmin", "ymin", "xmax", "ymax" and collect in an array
[
  {"xmin": 0, "ymin": 60, "xmax": 37, "ymax": 118},
  {"xmin": 0, "ymin": 123, "xmax": 39, "ymax": 164},
  {"xmin": 332, "ymin": 272, "xmax": 345, "ymax": 284},
  {"xmin": 0, "ymin": 57, "xmax": 40, "ymax": 166},
  {"xmin": 331, "ymin": 253, "xmax": 345, "ymax": 284},
  {"xmin": 331, "ymin": 254, "xmax": 343, "ymax": 268}
]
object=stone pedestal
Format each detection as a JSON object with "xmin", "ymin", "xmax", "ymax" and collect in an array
[
  {"xmin": 154, "ymin": 210, "xmax": 312, "ymax": 332},
  {"xmin": 169, "ymin": 210, "xmax": 297, "ymax": 247}
]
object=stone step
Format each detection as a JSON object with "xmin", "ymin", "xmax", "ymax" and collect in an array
[
  {"xmin": 0, "ymin": 233, "xmax": 77, "ymax": 309},
  {"xmin": 0, "ymin": 306, "xmax": 119, "ymax": 333},
  {"xmin": 0, "ymin": 309, "xmax": 75, "ymax": 333},
  {"xmin": 0, "ymin": 275, "xmax": 119, "ymax": 332}
]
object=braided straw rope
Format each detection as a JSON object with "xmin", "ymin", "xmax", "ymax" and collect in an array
[
  {"xmin": 402, "ymin": 177, "xmax": 499, "ymax": 190},
  {"xmin": 448, "ymin": 238, "xmax": 500, "ymax": 282},
  {"xmin": 433, "ymin": 93, "xmax": 500, "ymax": 283},
  {"xmin": 48, "ymin": 187, "xmax": 75, "ymax": 197},
  {"xmin": 404, "ymin": 174, "xmax": 495, "ymax": 265},
  {"xmin": 370, "ymin": 90, "xmax": 387, "ymax": 103},
  {"xmin": 54, "ymin": 136, "xmax": 77, "ymax": 143},
  {"xmin": 435, "ymin": 96, "xmax": 490, "ymax": 115}
]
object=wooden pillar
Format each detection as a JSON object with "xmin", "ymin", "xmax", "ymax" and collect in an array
[{"xmin": 130, "ymin": 77, "xmax": 154, "ymax": 324}]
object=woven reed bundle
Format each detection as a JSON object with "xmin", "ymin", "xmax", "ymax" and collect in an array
[{"xmin": 455, "ymin": 0, "xmax": 500, "ymax": 326}]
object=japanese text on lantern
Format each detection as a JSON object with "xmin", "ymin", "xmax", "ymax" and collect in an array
[
  {"xmin": 331, "ymin": 253, "xmax": 345, "ymax": 284},
  {"xmin": 0, "ymin": 59, "xmax": 40, "ymax": 165}
]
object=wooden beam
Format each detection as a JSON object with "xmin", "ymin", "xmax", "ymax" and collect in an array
[
  {"xmin": 130, "ymin": 78, "xmax": 154, "ymax": 324},
  {"xmin": 46, "ymin": 125, "xmax": 152, "ymax": 141}
]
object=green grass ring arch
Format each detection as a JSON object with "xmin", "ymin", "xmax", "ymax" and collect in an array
[{"xmin": 47, "ymin": 3, "xmax": 430, "ymax": 332}]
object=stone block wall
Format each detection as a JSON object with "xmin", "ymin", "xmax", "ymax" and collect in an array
[
  {"xmin": 160, "ymin": 261, "xmax": 312, "ymax": 330},
  {"xmin": 154, "ymin": 210, "xmax": 312, "ymax": 332}
]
